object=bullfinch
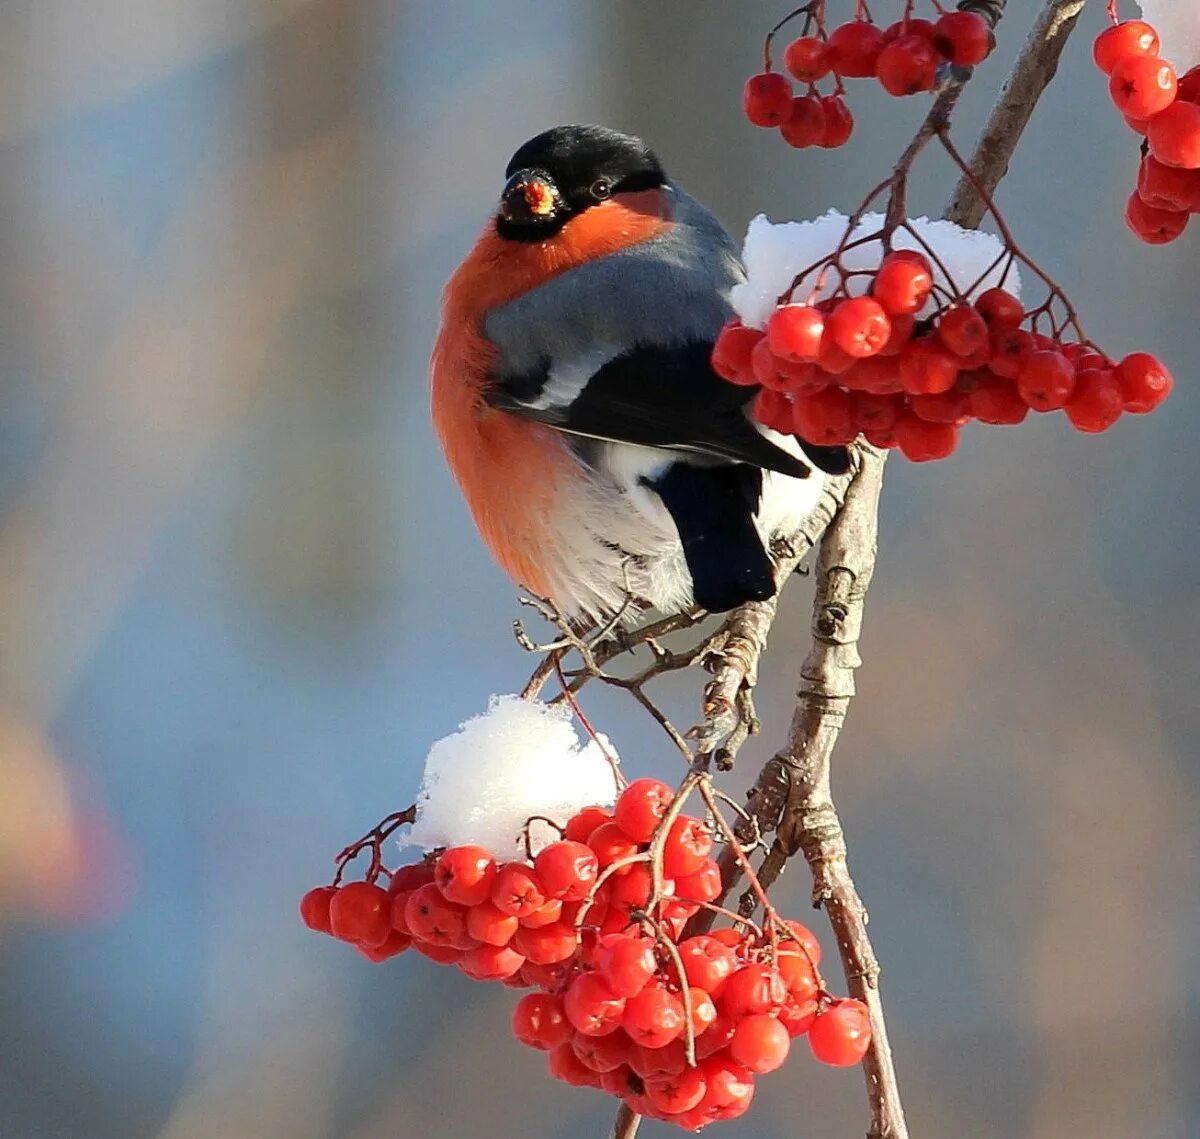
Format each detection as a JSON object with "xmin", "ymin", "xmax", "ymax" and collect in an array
[{"xmin": 431, "ymin": 124, "xmax": 849, "ymax": 624}]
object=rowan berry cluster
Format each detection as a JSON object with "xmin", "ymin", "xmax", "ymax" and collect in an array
[
  {"xmin": 713, "ymin": 246, "xmax": 1173, "ymax": 462},
  {"xmin": 1095, "ymin": 15, "xmax": 1200, "ymax": 244},
  {"xmin": 301, "ymin": 777, "xmax": 871, "ymax": 1130},
  {"xmin": 743, "ymin": 4, "xmax": 994, "ymax": 149}
]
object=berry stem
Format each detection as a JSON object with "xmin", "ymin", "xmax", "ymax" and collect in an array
[
  {"xmin": 332, "ymin": 806, "xmax": 416, "ymax": 886},
  {"xmin": 762, "ymin": 2, "xmax": 821, "ymax": 72}
]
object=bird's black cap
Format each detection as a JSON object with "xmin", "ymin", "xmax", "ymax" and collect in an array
[{"xmin": 496, "ymin": 125, "xmax": 667, "ymax": 241}]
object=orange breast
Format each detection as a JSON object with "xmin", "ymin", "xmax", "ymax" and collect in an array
[{"xmin": 430, "ymin": 190, "xmax": 674, "ymax": 596}]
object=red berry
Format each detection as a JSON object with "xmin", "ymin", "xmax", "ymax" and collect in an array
[
  {"xmin": 1065, "ymin": 368, "xmax": 1124, "ymax": 432},
  {"xmin": 686, "ymin": 986, "xmax": 719, "ymax": 1035},
  {"xmin": 863, "ymin": 424, "xmax": 899, "ymax": 449},
  {"xmin": 743, "ymin": 72, "xmax": 793, "ymax": 127},
  {"xmin": 818, "ymin": 95, "xmax": 855, "ymax": 147},
  {"xmin": 674, "ymin": 859, "xmax": 723, "ymax": 904},
  {"xmin": 388, "ymin": 862, "xmax": 435, "ymax": 893},
  {"xmin": 711, "ymin": 320, "xmax": 763, "ymax": 386},
  {"xmin": 465, "ymin": 900, "xmax": 519, "ymax": 946},
  {"xmin": 883, "ymin": 17, "xmax": 936, "ymax": 45},
  {"xmin": 896, "ymin": 414, "xmax": 959, "ymax": 461},
  {"xmin": 777, "ymin": 948, "xmax": 819, "ymax": 1004},
  {"xmin": 513, "ymin": 919, "xmax": 578, "ymax": 964},
  {"xmin": 564, "ymin": 971, "xmax": 627, "ymax": 1036},
  {"xmin": 730, "ymin": 1013, "xmax": 792, "ymax": 1074},
  {"xmin": 852, "ymin": 390, "xmax": 902, "ymax": 431},
  {"xmin": 1116, "ymin": 351, "xmax": 1173, "ymax": 412},
  {"xmin": 751, "ymin": 336, "xmax": 788, "ymax": 389},
  {"xmin": 520, "ymin": 897, "xmax": 564, "ymax": 929},
  {"xmin": 434, "ymin": 845, "xmax": 497, "ymax": 906},
  {"xmin": 1093, "ymin": 20, "xmax": 1160, "ymax": 76},
  {"xmin": 784, "ymin": 35, "xmax": 832, "ymax": 82},
  {"xmin": 780, "ymin": 919, "xmax": 822, "ymax": 966},
  {"xmin": 697, "ymin": 1055, "xmax": 756, "ymax": 1117},
  {"xmin": 1125, "ymin": 190, "xmax": 1189, "ymax": 244},
  {"xmin": 767, "ymin": 303, "xmax": 825, "ymax": 361},
  {"xmin": 1017, "ymin": 350, "xmax": 1076, "ymax": 411},
  {"xmin": 512, "ymin": 992, "xmax": 571, "ymax": 1050},
  {"xmin": 936, "ymin": 304, "xmax": 990, "ymax": 358},
  {"xmin": 613, "ymin": 778, "xmax": 674, "ymax": 843},
  {"xmin": 300, "ymin": 886, "xmax": 336, "ymax": 934},
  {"xmin": 535, "ymin": 840, "xmax": 599, "ymax": 902},
  {"xmin": 776, "ymin": 358, "xmax": 827, "ymax": 395},
  {"xmin": 1179, "ymin": 65, "xmax": 1200, "ymax": 105},
  {"xmin": 548, "ymin": 1042, "xmax": 597, "ymax": 1086},
  {"xmin": 587, "ymin": 823, "xmax": 639, "ymax": 875},
  {"xmin": 574, "ymin": 1032, "xmax": 631, "ymax": 1074},
  {"xmin": 490, "ymin": 863, "xmax": 547, "ymax": 918},
  {"xmin": 794, "ymin": 386, "xmax": 857, "ymax": 446},
  {"xmin": 778, "ymin": 992, "xmax": 820, "ymax": 1037},
  {"xmin": 645, "ymin": 1066, "xmax": 707, "ymax": 1115},
  {"xmin": 677, "ymin": 935, "xmax": 739, "ymax": 996},
  {"xmin": 844, "ymin": 354, "xmax": 902, "ymax": 392},
  {"xmin": 1138, "ymin": 155, "xmax": 1200, "ymax": 211},
  {"xmin": 662, "ymin": 816, "xmax": 713, "ymax": 878},
  {"xmin": 753, "ymin": 387, "xmax": 796, "ymax": 434},
  {"xmin": 828, "ymin": 297, "xmax": 892, "ymax": 358},
  {"xmin": 607, "ymin": 862, "xmax": 662, "ymax": 912},
  {"xmin": 933, "ymin": 11, "xmax": 994, "ymax": 67},
  {"xmin": 877, "ymin": 34, "xmax": 940, "ymax": 96},
  {"xmin": 412, "ymin": 940, "xmax": 464, "ymax": 965},
  {"xmin": 878, "ymin": 313, "xmax": 916, "ymax": 358},
  {"xmin": 1109, "ymin": 54, "xmax": 1177, "ymax": 119},
  {"xmin": 910, "ymin": 389, "xmax": 970, "ymax": 424},
  {"xmin": 330, "ymin": 880, "xmax": 392, "ymax": 945},
  {"xmin": 872, "ymin": 250, "xmax": 934, "ymax": 315},
  {"xmin": 357, "ymin": 928, "xmax": 411, "ymax": 962},
  {"xmin": 404, "ymin": 882, "xmax": 469, "ymax": 947},
  {"xmin": 809, "ymin": 998, "xmax": 872, "ymax": 1066},
  {"xmin": 595, "ymin": 933, "xmax": 658, "ymax": 997},
  {"xmin": 898, "ymin": 338, "xmax": 960, "ymax": 394},
  {"xmin": 564, "ymin": 805, "xmax": 612, "ymax": 844},
  {"xmin": 1147, "ymin": 100, "xmax": 1200, "ymax": 169},
  {"xmin": 988, "ymin": 327, "xmax": 1034, "ymax": 379},
  {"xmin": 720, "ymin": 963, "xmax": 787, "ymax": 1017},
  {"xmin": 459, "ymin": 942, "xmax": 525, "ymax": 981},
  {"xmin": 974, "ymin": 287, "xmax": 1024, "ymax": 328},
  {"xmin": 521, "ymin": 958, "xmax": 574, "ymax": 992},
  {"xmin": 828, "ymin": 20, "xmax": 886, "ymax": 78},
  {"xmin": 627, "ymin": 1037, "xmax": 688, "ymax": 1080},
  {"xmin": 780, "ymin": 95, "xmax": 827, "ymax": 148},
  {"xmin": 968, "ymin": 374, "xmax": 1028, "ymax": 424},
  {"xmin": 623, "ymin": 986, "xmax": 686, "ymax": 1048},
  {"xmin": 816, "ymin": 334, "xmax": 857, "ymax": 375}
]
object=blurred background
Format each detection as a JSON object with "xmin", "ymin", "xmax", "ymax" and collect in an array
[{"xmin": 1, "ymin": 2, "xmax": 1196, "ymax": 1137}]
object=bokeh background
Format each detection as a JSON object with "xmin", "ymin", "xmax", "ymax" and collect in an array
[{"xmin": 1, "ymin": 3, "xmax": 1197, "ymax": 1137}]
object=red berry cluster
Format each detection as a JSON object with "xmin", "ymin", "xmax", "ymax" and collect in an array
[
  {"xmin": 744, "ymin": 7, "xmax": 994, "ymax": 149},
  {"xmin": 301, "ymin": 777, "xmax": 872, "ymax": 1130},
  {"xmin": 712, "ymin": 249, "xmax": 1173, "ymax": 462},
  {"xmin": 1094, "ymin": 17, "xmax": 1200, "ymax": 243}
]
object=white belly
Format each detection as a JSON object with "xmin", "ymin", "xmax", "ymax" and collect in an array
[{"xmin": 542, "ymin": 434, "xmax": 825, "ymax": 624}]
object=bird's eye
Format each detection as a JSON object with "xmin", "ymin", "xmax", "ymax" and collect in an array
[{"xmin": 590, "ymin": 178, "xmax": 613, "ymax": 200}]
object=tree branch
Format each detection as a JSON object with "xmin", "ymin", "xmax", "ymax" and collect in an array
[
  {"xmin": 730, "ymin": 5, "xmax": 1090, "ymax": 1138},
  {"xmin": 946, "ymin": 0, "xmax": 1089, "ymax": 228}
]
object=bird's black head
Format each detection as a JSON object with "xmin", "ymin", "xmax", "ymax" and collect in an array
[{"xmin": 495, "ymin": 125, "xmax": 667, "ymax": 242}]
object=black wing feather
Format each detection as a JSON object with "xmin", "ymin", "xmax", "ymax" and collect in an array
[{"xmin": 487, "ymin": 341, "xmax": 850, "ymax": 478}]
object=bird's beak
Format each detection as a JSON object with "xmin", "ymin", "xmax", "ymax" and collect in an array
[{"xmin": 499, "ymin": 169, "xmax": 562, "ymax": 224}]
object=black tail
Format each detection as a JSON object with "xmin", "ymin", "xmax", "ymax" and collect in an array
[{"xmin": 648, "ymin": 462, "xmax": 775, "ymax": 613}]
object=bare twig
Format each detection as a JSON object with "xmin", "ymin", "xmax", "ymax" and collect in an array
[
  {"xmin": 946, "ymin": 0, "xmax": 1089, "ymax": 228},
  {"xmin": 611, "ymin": 1104, "xmax": 640, "ymax": 1139}
]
